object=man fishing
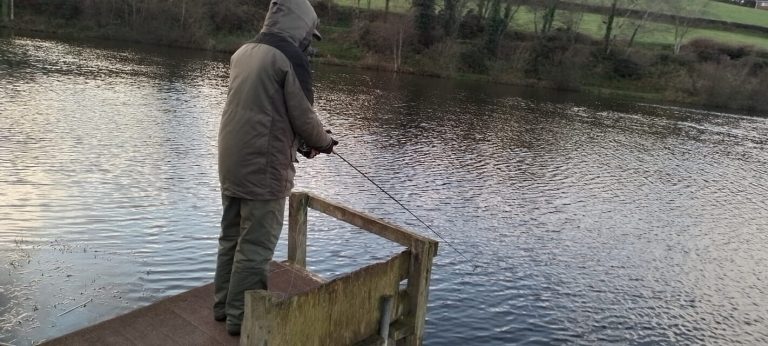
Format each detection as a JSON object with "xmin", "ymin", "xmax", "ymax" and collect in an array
[{"xmin": 214, "ymin": 0, "xmax": 337, "ymax": 336}]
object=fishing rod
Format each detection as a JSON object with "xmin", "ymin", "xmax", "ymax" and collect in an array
[{"xmin": 332, "ymin": 150, "xmax": 480, "ymax": 271}]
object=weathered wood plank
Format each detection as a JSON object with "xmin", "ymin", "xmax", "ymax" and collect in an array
[
  {"xmin": 241, "ymin": 290, "xmax": 276, "ymax": 346},
  {"xmin": 353, "ymin": 334, "xmax": 387, "ymax": 346},
  {"xmin": 394, "ymin": 289, "xmax": 409, "ymax": 325},
  {"xmin": 354, "ymin": 315, "xmax": 413, "ymax": 346},
  {"xmin": 44, "ymin": 285, "xmax": 232, "ymax": 346},
  {"xmin": 304, "ymin": 193, "xmax": 437, "ymax": 249},
  {"xmin": 43, "ymin": 262, "xmax": 322, "ymax": 346},
  {"xmin": 389, "ymin": 319, "xmax": 415, "ymax": 342},
  {"xmin": 403, "ymin": 240, "xmax": 437, "ymax": 346},
  {"xmin": 243, "ymin": 251, "xmax": 411, "ymax": 346},
  {"xmin": 288, "ymin": 192, "xmax": 309, "ymax": 268}
]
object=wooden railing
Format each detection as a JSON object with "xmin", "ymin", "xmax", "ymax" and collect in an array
[{"xmin": 242, "ymin": 192, "xmax": 439, "ymax": 346}]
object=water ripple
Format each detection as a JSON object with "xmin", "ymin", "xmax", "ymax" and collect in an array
[{"xmin": 2, "ymin": 35, "xmax": 768, "ymax": 345}]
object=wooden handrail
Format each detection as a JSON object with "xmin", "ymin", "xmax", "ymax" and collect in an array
[
  {"xmin": 285, "ymin": 191, "xmax": 438, "ymax": 346},
  {"xmin": 307, "ymin": 192, "xmax": 437, "ymax": 248}
]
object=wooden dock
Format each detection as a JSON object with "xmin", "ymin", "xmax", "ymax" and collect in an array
[
  {"xmin": 43, "ymin": 261, "xmax": 324, "ymax": 346},
  {"xmin": 44, "ymin": 192, "xmax": 438, "ymax": 346}
]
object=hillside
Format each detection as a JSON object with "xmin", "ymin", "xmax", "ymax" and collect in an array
[{"xmin": 335, "ymin": 0, "xmax": 768, "ymax": 49}]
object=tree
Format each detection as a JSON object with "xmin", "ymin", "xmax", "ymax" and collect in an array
[
  {"xmin": 1, "ymin": 0, "xmax": 7, "ymax": 22},
  {"xmin": 540, "ymin": 0, "xmax": 559, "ymax": 35},
  {"xmin": 557, "ymin": 2, "xmax": 585, "ymax": 41},
  {"xmin": 414, "ymin": 0, "xmax": 436, "ymax": 47},
  {"xmin": 180, "ymin": 0, "xmax": 187, "ymax": 29},
  {"xmin": 443, "ymin": 0, "xmax": 459, "ymax": 37},
  {"xmin": 475, "ymin": 0, "xmax": 491, "ymax": 20},
  {"xmin": 484, "ymin": 0, "xmax": 520, "ymax": 56},
  {"xmin": 602, "ymin": 0, "xmax": 618, "ymax": 54},
  {"xmin": 392, "ymin": 16, "xmax": 413, "ymax": 71},
  {"xmin": 623, "ymin": 0, "xmax": 662, "ymax": 56},
  {"xmin": 663, "ymin": 0, "xmax": 709, "ymax": 54},
  {"xmin": 599, "ymin": 0, "xmax": 639, "ymax": 55}
]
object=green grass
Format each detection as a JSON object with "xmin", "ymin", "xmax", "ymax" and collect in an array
[
  {"xmin": 508, "ymin": 6, "xmax": 768, "ymax": 50},
  {"xmin": 330, "ymin": 0, "xmax": 768, "ymax": 50},
  {"xmin": 313, "ymin": 26, "xmax": 363, "ymax": 61},
  {"xmin": 333, "ymin": 0, "xmax": 412, "ymax": 12},
  {"xmin": 699, "ymin": 1, "xmax": 768, "ymax": 27},
  {"xmin": 560, "ymin": 8, "xmax": 768, "ymax": 49},
  {"xmin": 575, "ymin": 0, "xmax": 768, "ymax": 28},
  {"xmin": 334, "ymin": 0, "xmax": 768, "ymax": 28}
]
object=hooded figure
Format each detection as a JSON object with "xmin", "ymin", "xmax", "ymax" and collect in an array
[{"xmin": 215, "ymin": 0, "xmax": 336, "ymax": 336}]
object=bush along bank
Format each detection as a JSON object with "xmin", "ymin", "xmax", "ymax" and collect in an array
[
  {"xmin": 331, "ymin": 6, "xmax": 768, "ymax": 113},
  {"xmin": 3, "ymin": 0, "xmax": 768, "ymax": 113}
]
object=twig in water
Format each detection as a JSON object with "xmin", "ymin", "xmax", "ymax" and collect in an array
[{"xmin": 57, "ymin": 298, "xmax": 93, "ymax": 317}]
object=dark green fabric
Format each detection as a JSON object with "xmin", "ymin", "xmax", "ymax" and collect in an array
[
  {"xmin": 213, "ymin": 196, "xmax": 286, "ymax": 329},
  {"xmin": 251, "ymin": 32, "xmax": 314, "ymax": 104},
  {"xmin": 217, "ymin": 0, "xmax": 331, "ymax": 200}
]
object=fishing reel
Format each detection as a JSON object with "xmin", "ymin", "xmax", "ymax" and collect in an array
[
  {"xmin": 297, "ymin": 129, "xmax": 335, "ymax": 159},
  {"xmin": 297, "ymin": 139, "xmax": 313, "ymax": 159}
]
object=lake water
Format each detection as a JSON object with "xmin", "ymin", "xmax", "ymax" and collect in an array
[{"xmin": 1, "ymin": 34, "xmax": 767, "ymax": 345}]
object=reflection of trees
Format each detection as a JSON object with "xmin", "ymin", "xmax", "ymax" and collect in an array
[
  {"xmin": 0, "ymin": 36, "xmax": 38, "ymax": 85},
  {"xmin": 314, "ymin": 65, "xmax": 587, "ymax": 157}
]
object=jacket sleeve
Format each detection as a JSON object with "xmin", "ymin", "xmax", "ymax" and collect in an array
[{"xmin": 284, "ymin": 68, "xmax": 333, "ymax": 150}]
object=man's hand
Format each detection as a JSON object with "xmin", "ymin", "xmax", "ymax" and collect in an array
[
  {"xmin": 297, "ymin": 130, "xmax": 338, "ymax": 158},
  {"xmin": 317, "ymin": 138, "xmax": 338, "ymax": 154},
  {"xmin": 298, "ymin": 148, "xmax": 319, "ymax": 159}
]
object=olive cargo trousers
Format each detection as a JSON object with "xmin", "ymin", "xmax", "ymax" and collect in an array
[{"xmin": 213, "ymin": 195, "xmax": 285, "ymax": 331}]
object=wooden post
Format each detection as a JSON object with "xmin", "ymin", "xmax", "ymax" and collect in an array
[
  {"xmin": 288, "ymin": 192, "xmax": 309, "ymax": 268},
  {"xmin": 242, "ymin": 290, "xmax": 276, "ymax": 346},
  {"xmin": 380, "ymin": 295, "xmax": 394, "ymax": 346},
  {"xmin": 403, "ymin": 239, "xmax": 437, "ymax": 346}
]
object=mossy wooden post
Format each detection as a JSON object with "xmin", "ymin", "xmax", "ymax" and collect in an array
[
  {"xmin": 304, "ymin": 192, "xmax": 439, "ymax": 345},
  {"xmin": 288, "ymin": 192, "xmax": 309, "ymax": 268},
  {"xmin": 242, "ymin": 290, "xmax": 276, "ymax": 346},
  {"xmin": 403, "ymin": 238, "xmax": 437, "ymax": 346}
]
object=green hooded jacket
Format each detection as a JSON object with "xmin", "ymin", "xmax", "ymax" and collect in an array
[{"xmin": 218, "ymin": 0, "xmax": 332, "ymax": 200}]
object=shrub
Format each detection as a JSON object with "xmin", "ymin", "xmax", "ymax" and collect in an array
[
  {"xmin": 458, "ymin": 45, "xmax": 489, "ymax": 74},
  {"xmin": 684, "ymin": 39, "xmax": 754, "ymax": 63},
  {"xmin": 356, "ymin": 17, "xmax": 415, "ymax": 56},
  {"xmin": 209, "ymin": 0, "xmax": 268, "ymax": 34},
  {"xmin": 746, "ymin": 71, "xmax": 768, "ymax": 111},
  {"xmin": 18, "ymin": 0, "xmax": 82, "ymax": 20},
  {"xmin": 457, "ymin": 9, "xmax": 484, "ymax": 40},
  {"xmin": 524, "ymin": 41, "xmax": 591, "ymax": 90},
  {"xmin": 743, "ymin": 56, "xmax": 768, "ymax": 76},
  {"xmin": 612, "ymin": 57, "xmax": 643, "ymax": 79},
  {"xmin": 669, "ymin": 61, "xmax": 768, "ymax": 110},
  {"xmin": 498, "ymin": 41, "xmax": 534, "ymax": 77}
]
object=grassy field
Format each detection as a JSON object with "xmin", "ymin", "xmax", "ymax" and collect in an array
[
  {"xmin": 333, "ymin": 0, "xmax": 412, "ymax": 12},
  {"xmin": 576, "ymin": 0, "xmax": 768, "ymax": 28},
  {"xmin": 700, "ymin": 1, "xmax": 768, "ymax": 27},
  {"xmin": 516, "ymin": 8, "xmax": 768, "ymax": 50},
  {"xmin": 332, "ymin": 0, "xmax": 768, "ymax": 50},
  {"xmin": 334, "ymin": 0, "xmax": 768, "ymax": 28}
]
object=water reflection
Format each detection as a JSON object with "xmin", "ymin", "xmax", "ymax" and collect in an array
[{"xmin": 1, "ymin": 34, "xmax": 768, "ymax": 345}]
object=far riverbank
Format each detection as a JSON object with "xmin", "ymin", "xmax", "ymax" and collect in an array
[{"xmin": 2, "ymin": 4, "xmax": 766, "ymax": 114}]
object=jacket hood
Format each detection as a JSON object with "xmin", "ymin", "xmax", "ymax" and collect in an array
[{"xmin": 261, "ymin": 0, "xmax": 322, "ymax": 49}]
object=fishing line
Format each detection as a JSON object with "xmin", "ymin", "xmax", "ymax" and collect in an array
[{"xmin": 333, "ymin": 150, "xmax": 480, "ymax": 271}]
